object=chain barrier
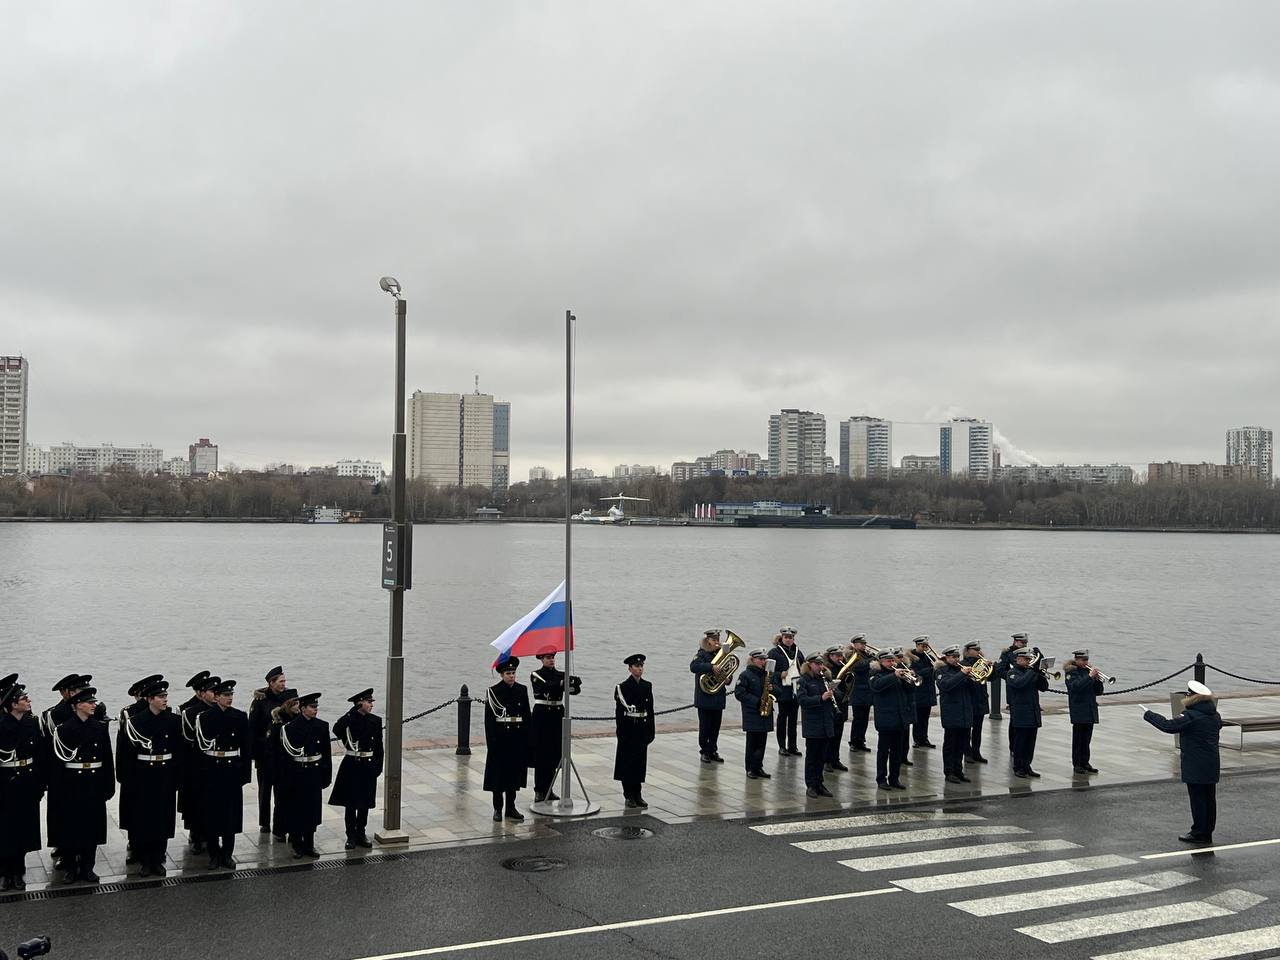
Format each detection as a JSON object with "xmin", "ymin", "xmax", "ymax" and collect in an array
[
  {"xmin": 572, "ymin": 703, "xmax": 698, "ymax": 721},
  {"xmin": 1204, "ymin": 663, "xmax": 1280, "ymax": 686},
  {"xmin": 403, "ymin": 699, "xmax": 458, "ymax": 723}
]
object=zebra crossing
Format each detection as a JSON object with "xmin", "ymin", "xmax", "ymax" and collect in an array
[{"xmin": 750, "ymin": 809, "xmax": 1275, "ymax": 960}]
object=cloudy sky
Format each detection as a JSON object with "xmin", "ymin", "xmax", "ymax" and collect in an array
[{"xmin": 5, "ymin": 2, "xmax": 1278, "ymax": 478}]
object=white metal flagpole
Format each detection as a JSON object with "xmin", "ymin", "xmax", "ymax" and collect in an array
[{"xmin": 532, "ymin": 308, "xmax": 598, "ymax": 818}]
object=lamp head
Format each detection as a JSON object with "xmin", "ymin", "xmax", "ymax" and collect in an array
[{"xmin": 379, "ymin": 276, "xmax": 402, "ymax": 299}]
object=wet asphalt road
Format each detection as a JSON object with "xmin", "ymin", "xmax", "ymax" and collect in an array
[{"xmin": 5, "ymin": 770, "xmax": 1280, "ymax": 960}]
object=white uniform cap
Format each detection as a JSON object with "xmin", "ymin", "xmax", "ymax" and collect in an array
[{"xmin": 1187, "ymin": 680, "xmax": 1213, "ymax": 697}]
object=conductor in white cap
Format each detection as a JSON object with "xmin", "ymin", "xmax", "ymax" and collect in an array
[{"xmin": 1141, "ymin": 680, "xmax": 1222, "ymax": 844}]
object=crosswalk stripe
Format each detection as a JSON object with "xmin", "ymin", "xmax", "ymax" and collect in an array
[
  {"xmin": 1017, "ymin": 898, "xmax": 1248, "ymax": 943},
  {"xmin": 752, "ymin": 811, "xmax": 985, "ymax": 836},
  {"xmin": 794, "ymin": 825, "xmax": 1022, "ymax": 853},
  {"xmin": 949, "ymin": 871, "xmax": 1198, "ymax": 916},
  {"xmin": 840, "ymin": 839, "xmax": 1079, "ymax": 872},
  {"xmin": 1091, "ymin": 922, "xmax": 1280, "ymax": 960},
  {"xmin": 892, "ymin": 854, "xmax": 1135, "ymax": 893}
]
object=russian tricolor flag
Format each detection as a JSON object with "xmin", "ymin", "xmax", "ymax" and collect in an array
[{"xmin": 490, "ymin": 580, "xmax": 574, "ymax": 667}]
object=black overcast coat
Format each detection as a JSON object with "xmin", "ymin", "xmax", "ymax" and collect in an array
[
  {"xmin": 195, "ymin": 705, "xmax": 251, "ymax": 836},
  {"xmin": 797, "ymin": 670, "xmax": 835, "ymax": 739},
  {"xmin": 116, "ymin": 706, "xmax": 184, "ymax": 841},
  {"xmin": 690, "ymin": 649, "xmax": 728, "ymax": 710},
  {"xmin": 869, "ymin": 664, "xmax": 914, "ymax": 731},
  {"xmin": 278, "ymin": 714, "xmax": 332, "ymax": 834},
  {"xmin": 48, "ymin": 714, "xmax": 115, "ymax": 849},
  {"xmin": 1065, "ymin": 663, "xmax": 1104, "ymax": 724},
  {"xmin": 936, "ymin": 664, "xmax": 975, "ymax": 729},
  {"xmin": 483, "ymin": 681, "xmax": 530, "ymax": 792},
  {"xmin": 734, "ymin": 665, "xmax": 774, "ymax": 733},
  {"xmin": 1144, "ymin": 695, "xmax": 1222, "ymax": 785},
  {"xmin": 1005, "ymin": 665, "xmax": 1049, "ymax": 728},
  {"xmin": 0, "ymin": 712, "xmax": 45, "ymax": 857},
  {"xmin": 329, "ymin": 708, "xmax": 383, "ymax": 810},
  {"xmin": 613, "ymin": 676, "xmax": 655, "ymax": 784}
]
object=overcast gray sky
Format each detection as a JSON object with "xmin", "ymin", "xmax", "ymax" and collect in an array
[{"xmin": 4, "ymin": 1, "xmax": 1278, "ymax": 478}]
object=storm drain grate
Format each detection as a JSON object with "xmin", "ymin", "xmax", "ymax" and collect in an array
[
  {"xmin": 502, "ymin": 856, "xmax": 568, "ymax": 873},
  {"xmin": 592, "ymin": 826, "xmax": 655, "ymax": 840}
]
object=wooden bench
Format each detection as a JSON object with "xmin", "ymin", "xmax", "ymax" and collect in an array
[{"xmin": 1220, "ymin": 716, "xmax": 1280, "ymax": 750}]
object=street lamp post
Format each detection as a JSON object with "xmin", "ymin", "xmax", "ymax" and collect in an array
[{"xmin": 376, "ymin": 276, "xmax": 410, "ymax": 845}]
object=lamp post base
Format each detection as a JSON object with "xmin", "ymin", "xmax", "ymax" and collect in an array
[
  {"xmin": 374, "ymin": 829, "xmax": 411, "ymax": 845},
  {"xmin": 529, "ymin": 797, "xmax": 601, "ymax": 818}
]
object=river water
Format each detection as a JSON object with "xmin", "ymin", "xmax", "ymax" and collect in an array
[{"xmin": 1, "ymin": 523, "xmax": 1275, "ymax": 725}]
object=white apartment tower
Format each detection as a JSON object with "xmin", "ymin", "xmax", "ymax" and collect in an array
[
  {"xmin": 1, "ymin": 356, "xmax": 29, "ymax": 476},
  {"xmin": 967, "ymin": 420, "xmax": 993, "ymax": 481},
  {"xmin": 839, "ymin": 416, "xmax": 892, "ymax": 480},
  {"xmin": 1226, "ymin": 426, "xmax": 1273, "ymax": 483},
  {"xmin": 408, "ymin": 390, "xmax": 505, "ymax": 489},
  {"xmin": 767, "ymin": 409, "xmax": 827, "ymax": 477}
]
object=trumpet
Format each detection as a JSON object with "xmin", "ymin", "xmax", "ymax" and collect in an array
[
  {"xmin": 1089, "ymin": 666, "xmax": 1117, "ymax": 684},
  {"xmin": 894, "ymin": 654, "xmax": 922, "ymax": 687}
]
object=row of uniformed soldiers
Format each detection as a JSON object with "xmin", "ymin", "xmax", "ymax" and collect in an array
[
  {"xmin": 0, "ymin": 668, "xmax": 383, "ymax": 888},
  {"xmin": 691, "ymin": 629, "xmax": 1109, "ymax": 791}
]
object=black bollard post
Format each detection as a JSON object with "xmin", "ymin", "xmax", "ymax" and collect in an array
[
  {"xmin": 1194, "ymin": 653, "xmax": 1205, "ymax": 686},
  {"xmin": 989, "ymin": 673, "xmax": 1003, "ymax": 720},
  {"xmin": 455, "ymin": 684, "xmax": 472, "ymax": 756}
]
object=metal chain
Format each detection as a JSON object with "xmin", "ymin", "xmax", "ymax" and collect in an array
[
  {"xmin": 1040, "ymin": 663, "xmax": 1195, "ymax": 697},
  {"xmin": 403, "ymin": 698, "xmax": 458, "ymax": 723},
  {"xmin": 1205, "ymin": 663, "xmax": 1280, "ymax": 686},
  {"xmin": 572, "ymin": 703, "xmax": 698, "ymax": 721}
]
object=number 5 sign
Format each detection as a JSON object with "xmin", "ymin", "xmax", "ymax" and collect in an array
[{"xmin": 381, "ymin": 522, "xmax": 413, "ymax": 590}]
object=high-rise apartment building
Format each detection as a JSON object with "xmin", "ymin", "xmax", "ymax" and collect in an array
[
  {"xmin": 1226, "ymin": 426, "xmax": 1273, "ymax": 483},
  {"xmin": 1, "ymin": 356, "xmax": 29, "ymax": 476},
  {"xmin": 767, "ymin": 409, "xmax": 826, "ymax": 477},
  {"xmin": 189, "ymin": 438, "xmax": 218, "ymax": 477},
  {"xmin": 939, "ymin": 424, "xmax": 952, "ymax": 477},
  {"xmin": 967, "ymin": 420, "xmax": 993, "ymax": 481},
  {"xmin": 839, "ymin": 416, "xmax": 892, "ymax": 479},
  {"xmin": 408, "ymin": 390, "xmax": 506, "ymax": 489},
  {"xmin": 492, "ymin": 401, "xmax": 510, "ymax": 491}
]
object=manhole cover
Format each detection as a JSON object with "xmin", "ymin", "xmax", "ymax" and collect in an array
[
  {"xmin": 592, "ymin": 826, "xmax": 655, "ymax": 840},
  {"xmin": 502, "ymin": 856, "xmax": 569, "ymax": 873}
]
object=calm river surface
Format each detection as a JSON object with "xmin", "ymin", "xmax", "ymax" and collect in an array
[{"xmin": 1, "ymin": 523, "xmax": 1275, "ymax": 725}]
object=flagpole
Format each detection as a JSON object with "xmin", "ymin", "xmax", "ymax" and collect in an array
[{"xmin": 532, "ymin": 309, "xmax": 598, "ymax": 818}]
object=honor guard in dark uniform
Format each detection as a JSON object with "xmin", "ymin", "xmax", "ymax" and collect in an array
[
  {"xmin": 266, "ymin": 689, "xmax": 300, "ymax": 842},
  {"xmin": 117, "ymin": 673, "xmax": 163, "ymax": 865},
  {"xmin": 734, "ymin": 648, "xmax": 774, "ymax": 779},
  {"xmin": 614, "ymin": 654, "xmax": 655, "ymax": 808},
  {"xmin": 0, "ymin": 681, "xmax": 44, "ymax": 891},
  {"xmin": 194, "ymin": 679, "xmax": 250, "ymax": 869},
  {"xmin": 179, "ymin": 673, "xmax": 218, "ymax": 852},
  {"xmin": 48, "ymin": 687, "xmax": 114, "ymax": 883},
  {"xmin": 845, "ymin": 635, "xmax": 873, "ymax": 753},
  {"xmin": 1065, "ymin": 649, "xmax": 1104, "ymax": 774},
  {"xmin": 41, "ymin": 672, "xmax": 101, "ymax": 875},
  {"xmin": 1006, "ymin": 647, "xmax": 1048, "ymax": 778},
  {"xmin": 116, "ymin": 679, "xmax": 183, "ymax": 876},
  {"xmin": 961, "ymin": 643, "xmax": 990, "ymax": 763},
  {"xmin": 278, "ymin": 692, "xmax": 332, "ymax": 858},
  {"xmin": 935, "ymin": 646, "xmax": 974, "ymax": 784},
  {"xmin": 869, "ymin": 648, "xmax": 913, "ymax": 790},
  {"xmin": 909, "ymin": 637, "xmax": 937, "ymax": 749},
  {"xmin": 1143, "ymin": 680, "xmax": 1222, "ymax": 844},
  {"xmin": 768, "ymin": 627, "xmax": 803, "ymax": 757},
  {"xmin": 822, "ymin": 646, "xmax": 850, "ymax": 772},
  {"xmin": 529, "ymin": 648, "xmax": 580, "ymax": 802},
  {"xmin": 798, "ymin": 654, "xmax": 835, "ymax": 798},
  {"xmin": 484, "ymin": 658, "xmax": 531, "ymax": 822},
  {"xmin": 995, "ymin": 633, "xmax": 1030, "ymax": 752},
  {"xmin": 250, "ymin": 665, "xmax": 290, "ymax": 836},
  {"xmin": 329, "ymin": 688, "xmax": 383, "ymax": 849},
  {"xmin": 690, "ymin": 629, "xmax": 728, "ymax": 763}
]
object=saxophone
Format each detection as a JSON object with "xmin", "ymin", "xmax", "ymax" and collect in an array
[{"xmin": 760, "ymin": 670, "xmax": 775, "ymax": 717}]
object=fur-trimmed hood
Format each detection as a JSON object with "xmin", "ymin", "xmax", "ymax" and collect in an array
[
  {"xmin": 699, "ymin": 636, "xmax": 719, "ymax": 653},
  {"xmin": 1182, "ymin": 693, "xmax": 1217, "ymax": 710},
  {"xmin": 254, "ymin": 687, "xmax": 268, "ymax": 701},
  {"xmin": 799, "ymin": 661, "xmax": 829, "ymax": 678}
]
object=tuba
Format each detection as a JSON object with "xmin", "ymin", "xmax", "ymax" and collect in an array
[{"xmin": 699, "ymin": 629, "xmax": 745, "ymax": 695}]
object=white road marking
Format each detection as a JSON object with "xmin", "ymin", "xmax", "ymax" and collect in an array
[
  {"xmin": 892, "ymin": 854, "xmax": 1135, "ymax": 892},
  {"xmin": 839, "ymin": 839, "xmax": 1078, "ymax": 872},
  {"xmin": 1091, "ymin": 923, "xmax": 1280, "ymax": 960},
  {"xmin": 1016, "ymin": 889, "xmax": 1265, "ymax": 943},
  {"xmin": 1141, "ymin": 838, "xmax": 1280, "ymax": 859},
  {"xmin": 347, "ymin": 886, "xmax": 901, "ymax": 959},
  {"xmin": 794, "ymin": 824, "xmax": 1022, "ymax": 853},
  {"xmin": 752, "ymin": 811, "xmax": 985, "ymax": 836},
  {"xmin": 949, "ymin": 871, "xmax": 1198, "ymax": 916}
]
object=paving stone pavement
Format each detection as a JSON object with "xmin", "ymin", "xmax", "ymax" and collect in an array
[{"xmin": 13, "ymin": 690, "xmax": 1280, "ymax": 891}]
